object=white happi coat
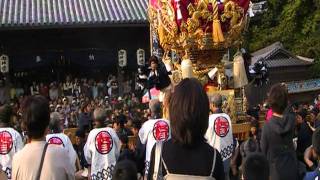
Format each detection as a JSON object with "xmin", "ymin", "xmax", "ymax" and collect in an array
[
  {"xmin": 205, "ymin": 113, "xmax": 234, "ymax": 161},
  {"xmin": 84, "ymin": 127, "xmax": 120, "ymax": 180},
  {"xmin": 138, "ymin": 119, "xmax": 171, "ymax": 175},
  {"xmin": 46, "ymin": 133, "xmax": 77, "ymax": 172},
  {"xmin": 0, "ymin": 127, "xmax": 23, "ymax": 179}
]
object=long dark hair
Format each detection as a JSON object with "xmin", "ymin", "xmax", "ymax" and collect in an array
[{"xmin": 169, "ymin": 78, "xmax": 209, "ymax": 147}]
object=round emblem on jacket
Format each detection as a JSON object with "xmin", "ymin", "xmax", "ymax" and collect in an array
[
  {"xmin": 48, "ymin": 137, "xmax": 64, "ymax": 147},
  {"xmin": 95, "ymin": 131, "xmax": 113, "ymax": 154},
  {"xmin": 0, "ymin": 131, "xmax": 13, "ymax": 155},
  {"xmin": 214, "ymin": 116, "xmax": 230, "ymax": 137},
  {"xmin": 153, "ymin": 120, "xmax": 169, "ymax": 141}
]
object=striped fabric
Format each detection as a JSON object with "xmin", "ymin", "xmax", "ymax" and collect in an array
[{"xmin": 0, "ymin": 0, "xmax": 148, "ymax": 27}]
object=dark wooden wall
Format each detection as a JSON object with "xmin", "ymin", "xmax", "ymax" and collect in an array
[
  {"xmin": 245, "ymin": 65, "xmax": 313, "ymax": 106},
  {"xmin": 0, "ymin": 26, "xmax": 150, "ymax": 82}
]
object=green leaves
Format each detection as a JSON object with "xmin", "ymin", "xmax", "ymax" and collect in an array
[{"xmin": 247, "ymin": 0, "xmax": 320, "ymax": 75}]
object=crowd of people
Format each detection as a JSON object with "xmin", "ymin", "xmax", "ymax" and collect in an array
[{"xmin": 0, "ymin": 57, "xmax": 320, "ymax": 180}]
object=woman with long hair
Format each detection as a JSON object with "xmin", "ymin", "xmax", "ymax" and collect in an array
[{"xmin": 148, "ymin": 78, "xmax": 225, "ymax": 180}]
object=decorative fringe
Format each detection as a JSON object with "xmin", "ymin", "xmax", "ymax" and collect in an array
[
  {"xmin": 212, "ymin": 20, "xmax": 225, "ymax": 43},
  {"xmin": 212, "ymin": 1, "xmax": 225, "ymax": 43}
]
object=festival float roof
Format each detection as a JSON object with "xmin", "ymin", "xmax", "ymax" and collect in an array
[{"xmin": 0, "ymin": 0, "xmax": 148, "ymax": 29}]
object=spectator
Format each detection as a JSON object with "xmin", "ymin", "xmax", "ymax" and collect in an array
[
  {"xmin": 78, "ymin": 102, "xmax": 93, "ymax": 132},
  {"xmin": 261, "ymin": 83, "xmax": 301, "ymax": 180},
  {"xmin": 74, "ymin": 129, "xmax": 88, "ymax": 180},
  {"xmin": 240, "ymin": 121, "xmax": 261, "ymax": 171},
  {"xmin": 113, "ymin": 114, "xmax": 132, "ymax": 138},
  {"xmin": 296, "ymin": 110, "xmax": 313, "ymax": 160},
  {"xmin": 39, "ymin": 83, "xmax": 49, "ymax": 98},
  {"xmin": 304, "ymin": 128, "xmax": 320, "ymax": 179},
  {"xmin": 138, "ymin": 99, "xmax": 170, "ymax": 176},
  {"xmin": 146, "ymin": 56, "xmax": 171, "ymax": 91},
  {"xmin": 148, "ymin": 78, "xmax": 225, "ymax": 180},
  {"xmin": 113, "ymin": 160, "xmax": 138, "ymax": 180},
  {"xmin": 0, "ymin": 104, "xmax": 23, "ymax": 179},
  {"xmin": 205, "ymin": 94, "xmax": 234, "ymax": 180},
  {"xmin": 49, "ymin": 82, "xmax": 59, "ymax": 101},
  {"xmin": 30, "ymin": 82, "xmax": 39, "ymax": 96},
  {"xmin": 84, "ymin": 108, "xmax": 121, "ymax": 180},
  {"xmin": 118, "ymin": 134, "xmax": 135, "ymax": 162},
  {"xmin": 242, "ymin": 153, "xmax": 269, "ymax": 180},
  {"xmin": 46, "ymin": 112, "xmax": 77, "ymax": 172},
  {"xmin": 12, "ymin": 95, "xmax": 74, "ymax": 180}
]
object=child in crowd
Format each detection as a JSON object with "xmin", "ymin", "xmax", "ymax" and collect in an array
[
  {"xmin": 112, "ymin": 160, "xmax": 138, "ymax": 180},
  {"xmin": 242, "ymin": 153, "xmax": 269, "ymax": 180}
]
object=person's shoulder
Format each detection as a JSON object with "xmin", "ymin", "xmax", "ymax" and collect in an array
[
  {"xmin": 203, "ymin": 142, "xmax": 216, "ymax": 153},
  {"xmin": 106, "ymin": 127, "xmax": 117, "ymax": 135},
  {"xmin": 210, "ymin": 113, "xmax": 231, "ymax": 121},
  {"xmin": 13, "ymin": 147, "xmax": 25, "ymax": 160},
  {"xmin": 47, "ymin": 144, "xmax": 65, "ymax": 152},
  {"xmin": 141, "ymin": 119, "xmax": 155, "ymax": 129}
]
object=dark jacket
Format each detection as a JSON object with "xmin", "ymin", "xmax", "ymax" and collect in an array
[
  {"xmin": 261, "ymin": 110, "xmax": 298, "ymax": 180},
  {"xmin": 147, "ymin": 63, "xmax": 171, "ymax": 90},
  {"xmin": 297, "ymin": 121, "xmax": 313, "ymax": 156},
  {"xmin": 147, "ymin": 139, "xmax": 225, "ymax": 180},
  {"xmin": 78, "ymin": 112, "xmax": 92, "ymax": 131}
]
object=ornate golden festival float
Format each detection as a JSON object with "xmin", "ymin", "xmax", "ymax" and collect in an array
[{"xmin": 148, "ymin": 0, "xmax": 259, "ymax": 139}]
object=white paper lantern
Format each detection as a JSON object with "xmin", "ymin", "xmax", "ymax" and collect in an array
[
  {"xmin": 0, "ymin": 54, "xmax": 9, "ymax": 73},
  {"xmin": 118, "ymin": 50, "xmax": 127, "ymax": 67},
  {"xmin": 136, "ymin": 49, "xmax": 145, "ymax": 66}
]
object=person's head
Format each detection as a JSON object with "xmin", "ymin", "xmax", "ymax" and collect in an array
[
  {"xmin": 249, "ymin": 121, "xmax": 259, "ymax": 137},
  {"xmin": 93, "ymin": 108, "xmax": 107, "ymax": 128},
  {"xmin": 62, "ymin": 97, "xmax": 68, "ymax": 105},
  {"xmin": 81, "ymin": 102, "xmax": 92, "ymax": 113},
  {"xmin": 268, "ymin": 83, "xmax": 288, "ymax": 115},
  {"xmin": 243, "ymin": 153, "xmax": 269, "ymax": 180},
  {"xmin": 149, "ymin": 56, "xmax": 159, "ymax": 71},
  {"xmin": 119, "ymin": 134, "xmax": 129, "ymax": 149},
  {"xmin": 113, "ymin": 114, "xmax": 126, "ymax": 131},
  {"xmin": 169, "ymin": 78, "xmax": 209, "ymax": 147},
  {"xmin": 131, "ymin": 121, "xmax": 141, "ymax": 137},
  {"xmin": 149, "ymin": 99, "xmax": 161, "ymax": 119},
  {"xmin": 112, "ymin": 160, "xmax": 138, "ymax": 180},
  {"xmin": 22, "ymin": 95, "xmax": 50, "ymax": 140},
  {"xmin": 312, "ymin": 128, "xmax": 320, "ymax": 159},
  {"xmin": 296, "ymin": 109, "xmax": 307, "ymax": 125},
  {"xmin": 209, "ymin": 94, "xmax": 223, "ymax": 113},
  {"xmin": 75, "ymin": 128, "xmax": 86, "ymax": 145},
  {"xmin": 49, "ymin": 112, "xmax": 63, "ymax": 133},
  {"xmin": 0, "ymin": 104, "xmax": 12, "ymax": 126},
  {"xmin": 310, "ymin": 109, "xmax": 319, "ymax": 122}
]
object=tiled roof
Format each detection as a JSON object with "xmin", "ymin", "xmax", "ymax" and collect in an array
[
  {"xmin": 251, "ymin": 41, "xmax": 313, "ymax": 68},
  {"xmin": 265, "ymin": 58, "xmax": 313, "ymax": 68},
  {"xmin": 251, "ymin": 41, "xmax": 283, "ymax": 64},
  {"xmin": 0, "ymin": 0, "xmax": 148, "ymax": 28}
]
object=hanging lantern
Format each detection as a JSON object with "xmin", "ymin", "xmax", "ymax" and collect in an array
[
  {"xmin": 136, "ymin": 49, "xmax": 145, "ymax": 66},
  {"xmin": 36, "ymin": 56, "xmax": 41, "ymax": 63},
  {"xmin": 118, "ymin": 49, "xmax": 127, "ymax": 67},
  {"xmin": 89, "ymin": 54, "xmax": 95, "ymax": 61},
  {"xmin": 0, "ymin": 54, "xmax": 9, "ymax": 73}
]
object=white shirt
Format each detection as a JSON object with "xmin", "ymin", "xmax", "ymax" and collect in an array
[
  {"xmin": 84, "ymin": 127, "xmax": 120, "ymax": 180},
  {"xmin": 205, "ymin": 113, "xmax": 234, "ymax": 161},
  {"xmin": 138, "ymin": 119, "xmax": 171, "ymax": 175},
  {"xmin": 0, "ymin": 127, "xmax": 23, "ymax": 179},
  {"xmin": 46, "ymin": 133, "xmax": 77, "ymax": 172}
]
